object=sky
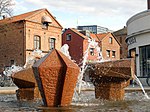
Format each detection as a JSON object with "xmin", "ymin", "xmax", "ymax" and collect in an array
[{"xmin": 13, "ymin": 0, "xmax": 147, "ymax": 31}]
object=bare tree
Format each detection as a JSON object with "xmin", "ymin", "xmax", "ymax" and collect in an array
[{"xmin": 0, "ymin": 0, "xmax": 14, "ymax": 17}]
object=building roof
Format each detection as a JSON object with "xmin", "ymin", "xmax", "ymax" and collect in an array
[
  {"xmin": 69, "ymin": 28, "xmax": 88, "ymax": 39},
  {"xmin": 95, "ymin": 32, "xmax": 121, "ymax": 46},
  {"xmin": 0, "ymin": 9, "xmax": 43, "ymax": 24},
  {"xmin": 90, "ymin": 33, "xmax": 99, "ymax": 41},
  {"xmin": 113, "ymin": 27, "xmax": 127, "ymax": 36},
  {"xmin": 70, "ymin": 28, "xmax": 101, "ymax": 41},
  {"xmin": 66, "ymin": 28, "xmax": 118, "ymax": 43},
  {"xmin": 96, "ymin": 33, "xmax": 109, "ymax": 41},
  {"xmin": 0, "ymin": 8, "xmax": 63, "ymax": 28}
]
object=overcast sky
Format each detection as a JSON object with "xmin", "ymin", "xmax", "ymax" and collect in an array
[{"xmin": 14, "ymin": 0, "xmax": 147, "ymax": 31}]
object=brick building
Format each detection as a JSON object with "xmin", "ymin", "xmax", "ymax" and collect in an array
[
  {"xmin": 62, "ymin": 28, "xmax": 120, "ymax": 65},
  {"xmin": 113, "ymin": 27, "xmax": 128, "ymax": 59},
  {"xmin": 0, "ymin": 8, "xmax": 63, "ymax": 70},
  {"xmin": 94, "ymin": 32, "xmax": 120, "ymax": 61}
]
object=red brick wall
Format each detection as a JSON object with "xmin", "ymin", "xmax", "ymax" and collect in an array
[
  {"xmin": 115, "ymin": 35, "xmax": 128, "ymax": 59},
  {"xmin": 0, "ymin": 10, "xmax": 62, "ymax": 70},
  {"xmin": 25, "ymin": 20, "xmax": 62, "ymax": 59},
  {"xmin": 62, "ymin": 29, "xmax": 84, "ymax": 65},
  {"xmin": 0, "ymin": 22, "xmax": 25, "ymax": 68},
  {"xmin": 62, "ymin": 29, "xmax": 101, "ymax": 65},
  {"xmin": 101, "ymin": 33, "xmax": 120, "ymax": 61},
  {"xmin": 83, "ymin": 39, "xmax": 100, "ymax": 62}
]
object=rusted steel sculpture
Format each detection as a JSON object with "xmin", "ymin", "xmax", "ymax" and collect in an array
[
  {"xmin": 86, "ymin": 58, "xmax": 135, "ymax": 101},
  {"xmin": 11, "ymin": 68, "xmax": 41, "ymax": 100},
  {"xmin": 32, "ymin": 49, "xmax": 79, "ymax": 107}
]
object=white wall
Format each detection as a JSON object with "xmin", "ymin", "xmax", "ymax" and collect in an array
[
  {"xmin": 127, "ymin": 10, "xmax": 150, "ymax": 36},
  {"xmin": 127, "ymin": 10, "xmax": 150, "ymax": 77}
]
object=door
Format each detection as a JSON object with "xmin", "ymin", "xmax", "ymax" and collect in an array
[{"xmin": 139, "ymin": 45, "xmax": 150, "ymax": 77}]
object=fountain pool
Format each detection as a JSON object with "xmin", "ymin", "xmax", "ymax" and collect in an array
[{"xmin": 0, "ymin": 90, "xmax": 150, "ymax": 112}]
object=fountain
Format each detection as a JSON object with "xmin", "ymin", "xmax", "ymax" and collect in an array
[
  {"xmin": 86, "ymin": 59, "xmax": 135, "ymax": 101},
  {"xmin": 11, "ymin": 68, "xmax": 41, "ymax": 100},
  {"xmin": 11, "ymin": 50, "xmax": 44, "ymax": 101},
  {"xmin": 32, "ymin": 49, "xmax": 79, "ymax": 107},
  {"xmin": 0, "ymin": 41, "xmax": 149, "ymax": 111}
]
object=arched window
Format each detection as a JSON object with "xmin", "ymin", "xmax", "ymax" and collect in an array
[
  {"xmin": 49, "ymin": 38, "xmax": 55, "ymax": 50},
  {"xmin": 34, "ymin": 35, "xmax": 41, "ymax": 49}
]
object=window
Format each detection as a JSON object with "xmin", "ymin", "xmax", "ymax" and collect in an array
[
  {"xmin": 34, "ymin": 35, "xmax": 41, "ymax": 49},
  {"xmin": 10, "ymin": 60, "xmax": 15, "ymax": 65},
  {"xmin": 112, "ymin": 51, "xmax": 116, "ymax": 58},
  {"xmin": 106, "ymin": 50, "xmax": 110, "ymax": 57},
  {"xmin": 42, "ymin": 22, "xmax": 48, "ymax": 29},
  {"xmin": 109, "ymin": 37, "xmax": 113, "ymax": 44},
  {"xmin": 90, "ymin": 48, "xmax": 94, "ymax": 56},
  {"xmin": 49, "ymin": 38, "xmax": 55, "ymax": 50},
  {"xmin": 66, "ymin": 34, "xmax": 71, "ymax": 41}
]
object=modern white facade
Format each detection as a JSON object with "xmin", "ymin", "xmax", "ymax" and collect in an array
[{"xmin": 126, "ymin": 10, "xmax": 150, "ymax": 78}]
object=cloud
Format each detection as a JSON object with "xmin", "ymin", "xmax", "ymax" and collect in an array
[
  {"xmin": 20, "ymin": 0, "xmax": 146, "ymax": 16},
  {"xmin": 13, "ymin": 0, "xmax": 147, "ymax": 30}
]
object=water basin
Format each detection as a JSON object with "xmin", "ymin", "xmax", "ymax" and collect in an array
[{"xmin": 0, "ymin": 91, "xmax": 150, "ymax": 112}]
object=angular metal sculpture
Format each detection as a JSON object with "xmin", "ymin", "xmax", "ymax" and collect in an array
[
  {"xmin": 32, "ymin": 49, "xmax": 79, "ymax": 107},
  {"xmin": 11, "ymin": 68, "xmax": 41, "ymax": 100},
  {"xmin": 86, "ymin": 58, "xmax": 135, "ymax": 101}
]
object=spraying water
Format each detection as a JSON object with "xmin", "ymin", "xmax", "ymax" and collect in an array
[
  {"xmin": 24, "ymin": 49, "xmax": 45, "ymax": 69},
  {"xmin": 2, "ymin": 50, "xmax": 45, "ymax": 80},
  {"xmin": 134, "ymin": 75, "xmax": 150, "ymax": 99},
  {"xmin": 77, "ymin": 38, "xmax": 102, "ymax": 94},
  {"xmin": 60, "ymin": 44, "xmax": 71, "ymax": 60}
]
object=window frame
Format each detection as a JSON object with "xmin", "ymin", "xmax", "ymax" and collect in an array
[
  {"xmin": 66, "ymin": 34, "xmax": 71, "ymax": 41},
  {"xmin": 109, "ymin": 37, "xmax": 113, "ymax": 44},
  {"xmin": 90, "ymin": 48, "xmax": 94, "ymax": 56},
  {"xmin": 106, "ymin": 50, "xmax": 110, "ymax": 57},
  {"xmin": 112, "ymin": 51, "xmax": 116, "ymax": 58},
  {"xmin": 49, "ymin": 38, "xmax": 55, "ymax": 50},
  {"xmin": 34, "ymin": 35, "xmax": 41, "ymax": 50},
  {"xmin": 42, "ymin": 22, "xmax": 49, "ymax": 30}
]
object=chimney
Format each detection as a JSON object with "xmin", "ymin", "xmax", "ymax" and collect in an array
[{"xmin": 148, "ymin": 0, "xmax": 150, "ymax": 9}]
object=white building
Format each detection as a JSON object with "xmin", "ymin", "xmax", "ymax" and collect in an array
[{"xmin": 126, "ymin": 4, "xmax": 150, "ymax": 84}]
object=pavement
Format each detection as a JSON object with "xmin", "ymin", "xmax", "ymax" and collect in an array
[{"xmin": 0, "ymin": 85, "xmax": 150, "ymax": 94}]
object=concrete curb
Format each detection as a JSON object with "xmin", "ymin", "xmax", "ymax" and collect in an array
[
  {"xmin": 0, "ymin": 86, "xmax": 150, "ymax": 94},
  {"xmin": 76, "ymin": 86, "xmax": 150, "ymax": 92},
  {"xmin": 0, "ymin": 87, "xmax": 18, "ymax": 94},
  {"xmin": 125, "ymin": 87, "xmax": 150, "ymax": 92}
]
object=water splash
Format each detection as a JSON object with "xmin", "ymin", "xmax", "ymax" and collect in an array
[
  {"xmin": 134, "ymin": 75, "xmax": 150, "ymax": 99},
  {"xmin": 77, "ymin": 38, "xmax": 102, "ymax": 94},
  {"xmin": 3, "ymin": 65, "xmax": 23, "ymax": 77},
  {"xmin": 1, "ymin": 49, "xmax": 45, "ymax": 87},
  {"xmin": 24, "ymin": 49, "xmax": 45, "ymax": 69},
  {"xmin": 60, "ymin": 44, "xmax": 71, "ymax": 60}
]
